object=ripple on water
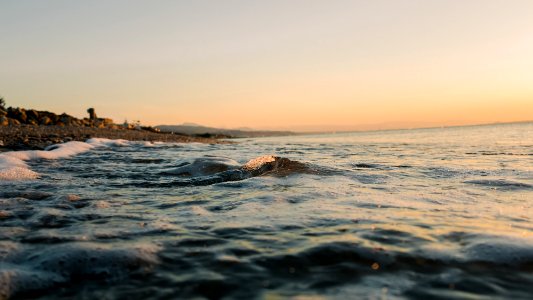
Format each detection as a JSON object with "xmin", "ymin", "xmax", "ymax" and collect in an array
[
  {"xmin": 464, "ymin": 179, "xmax": 533, "ymax": 191},
  {"xmin": 0, "ymin": 243, "xmax": 160, "ymax": 299},
  {"xmin": 1, "ymin": 126, "xmax": 532, "ymax": 299}
]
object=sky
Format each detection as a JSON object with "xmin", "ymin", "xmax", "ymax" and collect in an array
[{"xmin": 1, "ymin": 0, "xmax": 532, "ymax": 131}]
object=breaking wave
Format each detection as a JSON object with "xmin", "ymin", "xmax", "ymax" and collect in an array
[{"xmin": 0, "ymin": 139, "xmax": 131, "ymax": 181}]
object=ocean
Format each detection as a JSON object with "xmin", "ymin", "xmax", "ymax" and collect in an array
[{"xmin": 1, "ymin": 123, "xmax": 532, "ymax": 299}]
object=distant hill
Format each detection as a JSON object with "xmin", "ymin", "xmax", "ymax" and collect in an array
[{"xmin": 156, "ymin": 124, "xmax": 294, "ymax": 138}]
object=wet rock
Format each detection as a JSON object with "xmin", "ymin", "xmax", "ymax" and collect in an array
[{"xmin": 57, "ymin": 194, "xmax": 81, "ymax": 202}]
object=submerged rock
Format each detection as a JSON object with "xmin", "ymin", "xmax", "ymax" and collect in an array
[
  {"xmin": 242, "ymin": 155, "xmax": 311, "ymax": 177},
  {"xmin": 160, "ymin": 155, "xmax": 316, "ymax": 187},
  {"xmin": 166, "ymin": 157, "xmax": 241, "ymax": 177}
]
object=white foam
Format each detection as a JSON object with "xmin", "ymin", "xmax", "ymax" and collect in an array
[
  {"xmin": 242, "ymin": 155, "xmax": 277, "ymax": 171},
  {"xmin": 86, "ymin": 138, "xmax": 130, "ymax": 147},
  {"xmin": 0, "ymin": 155, "xmax": 40, "ymax": 180},
  {"xmin": 0, "ymin": 138, "xmax": 132, "ymax": 181}
]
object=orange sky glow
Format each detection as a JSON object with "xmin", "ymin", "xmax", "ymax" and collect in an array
[{"xmin": 1, "ymin": 1, "xmax": 532, "ymax": 131}]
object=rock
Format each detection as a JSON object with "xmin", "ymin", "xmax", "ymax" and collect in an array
[
  {"xmin": 0, "ymin": 116, "xmax": 8, "ymax": 126},
  {"xmin": 102, "ymin": 118, "xmax": 113, "ymax": 125},
  {"xmin": 0, "ymin": 106, "xmax": 122, "ymax": 129},
  {"xmin": 59, "ymin": 113, "xmax": 74, "ymax": 126},
  {"xmin": 93, "ymin": 118, "xmax": 113, "ymax": 128},
  {"xmin": 7, "ymin": 118, "xmax": 21, "ymax": 125},
  {"xmin": 7, "ymin": 107, "xmax": 27, "ymax": 123},
  {"xmin": 50, "ymin": 114, "xmax": 60, "ymax": 123},
  {"xmin": 26, "ymin": 109, "xmax": 39, "ymax": 121},
  {"xmin": 26, "ymin": 110, "xmax": 40, "ymax": 126},
  {"xmin": 39, "ymin": 116, "xmax": 52, "ymax": 125}
]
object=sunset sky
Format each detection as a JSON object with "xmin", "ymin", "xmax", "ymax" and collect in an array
[{"xmin": 1, "ymin": 0, "xmax": 532, "ymax": 131}]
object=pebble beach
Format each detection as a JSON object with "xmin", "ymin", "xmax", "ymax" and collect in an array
[{"xmin": 0, "ymin": 125, "xmax": 220, "ymax": 151}]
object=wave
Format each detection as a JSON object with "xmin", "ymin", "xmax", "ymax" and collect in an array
[
  {"xmin": 466, "ymin": 151, "xmax": 532, "ymax": 156},
  {"xmin": 464, "ymin": 179, "xmax": 533, "ymax": 190},
  {"xmin": 0, "ymin": 138, "xmax": 138, "ymax": 181},
  {"xmin": 0, "ymin": 242, "xmax": 160, "ymax": 299},
  {"xmin": 150, "ymin": 155, "xmax": 318, "ymax": 187},
  {"xmin": 161, "ymin": 156, "xmax": 241, "ymax": 177},
  {"xmin": 0, "ymin": 138, "xmax": 318, "ymax": 186}
]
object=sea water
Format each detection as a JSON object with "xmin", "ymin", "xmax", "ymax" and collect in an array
[{"xmin": 0, "ymin": 123, "xmax": 532, "ymax": 299}]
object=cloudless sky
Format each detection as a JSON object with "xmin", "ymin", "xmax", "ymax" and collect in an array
[{"xmin": 1, "ymin": 0, "xmax": 532, "ymax": 130}]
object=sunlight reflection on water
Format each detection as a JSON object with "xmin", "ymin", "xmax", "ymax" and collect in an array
[{"xmin": 1, "ymin": 123, "xmax": 532, "ymax": 299}]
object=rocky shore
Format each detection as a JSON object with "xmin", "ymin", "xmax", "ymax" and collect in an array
[
  {"xmin": 0, "ymin": 104, "xmax": 224, "ymax": 151},
  {"xmin": 0, "ymin": 125, "xmax": 222, "ymax": 151},
  {"xmin": 0, "ymin": 106, "xmax": 119, "ymax": 128}
]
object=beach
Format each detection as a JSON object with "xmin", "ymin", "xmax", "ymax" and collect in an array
[
  {"xmin": 2, "ymin": 1, "xmax": 532, "ymax": 298},
  {"xmin": 0, "ymin": 125, "xmax": 221, "ymax": 151}
]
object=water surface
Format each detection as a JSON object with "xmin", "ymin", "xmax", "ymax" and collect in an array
[{"xmin": 1, "ymin": 123, "xmax": 532, "ymax": 299}]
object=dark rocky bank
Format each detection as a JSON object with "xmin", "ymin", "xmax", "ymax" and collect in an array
[
  {"xmin": 0, "ymin": 106, "xmax": 223, "ymax": 151},
  {"xmin": 0, "ymin": 106, "xmax": 120, "ymax": 128}
]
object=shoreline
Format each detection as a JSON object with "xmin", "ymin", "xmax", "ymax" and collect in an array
[{"xmin": 0, "ymin": 125, "xmax": 225, "ymax": 151}]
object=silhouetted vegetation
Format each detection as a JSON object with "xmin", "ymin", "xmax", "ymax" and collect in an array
[{"xmin": 0, "ymin": 96, "xmax": 5, "ymax": 110}]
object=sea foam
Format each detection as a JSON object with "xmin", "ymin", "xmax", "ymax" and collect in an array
[{"xmin": 0, "ymin": 138, "xmax": 129, "ymax": 181}]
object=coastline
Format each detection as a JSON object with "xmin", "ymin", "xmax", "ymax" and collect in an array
[{"xmin": 0, "ymin": 125, "xmax": 225, "ymax": 151}]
